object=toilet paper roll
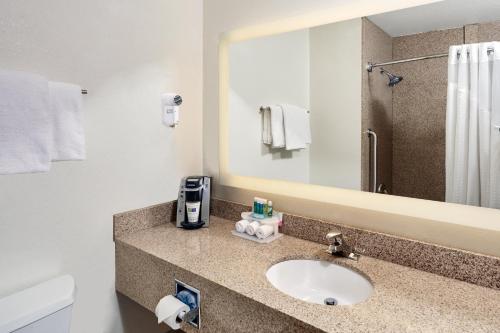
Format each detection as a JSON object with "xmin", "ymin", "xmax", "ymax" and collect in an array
[{"xmin": 155, "ymin": 295, "xmax": 190, "ymax": 330}]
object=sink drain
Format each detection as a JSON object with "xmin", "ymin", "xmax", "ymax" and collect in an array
[{"xmin": 324, "ymin": 297, "xmax": 338, "ymax": 306}]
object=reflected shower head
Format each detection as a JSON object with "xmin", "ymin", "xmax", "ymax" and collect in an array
[{"xmin": 380, "ymin": 68, "xmax": 403, "ymax": 87}]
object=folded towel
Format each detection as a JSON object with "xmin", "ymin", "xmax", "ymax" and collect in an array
[
  {"xmin": 261, "ymin": 107, "xmax": 272, "ymax": 144},
  {"xmin": 256, "ymin": 224, "xmax": 274, "ymax": 239},
  {"xmin": 235, "ymin": 219, "xmax": 250, "ymax": 233},
  {"xmin": 280, "ymin": 104, "xmax": 311, "ymax": 150},
  {"xmin": 270, "ymin": 105, "xmax": 285, "ymax": 148},
  {"xmin": 48, "ymin": 81, "xmax": 85, "ymax": 161},
  {"xmin": 0, "ymin": 70, "xmax": 51, "ymax": 174},
  {"xmin": 245, "ymin": 221, "xmax": 260, "ymax": 236}
]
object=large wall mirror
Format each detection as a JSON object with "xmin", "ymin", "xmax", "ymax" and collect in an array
[{"xmin": 226, "ymin": 0, "xmax": 500, "ymax": 210}]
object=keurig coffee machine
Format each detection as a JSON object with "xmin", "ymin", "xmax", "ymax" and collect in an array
[{"xmin": 176, "ymin": 176, "xmax": 211, "ymax": 229}]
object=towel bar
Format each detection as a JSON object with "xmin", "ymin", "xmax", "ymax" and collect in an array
[{"xmin": 81, "ymin": 89, "xmax": 88, "ymax": 95}]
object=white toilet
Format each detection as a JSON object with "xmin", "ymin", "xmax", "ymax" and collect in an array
[{"xmin": 0, "ymin": 275, "xmax": 76, "ymax": 333}]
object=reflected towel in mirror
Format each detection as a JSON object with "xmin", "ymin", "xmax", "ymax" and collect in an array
[
  {"xmin": 280, "ymin": 104, "xmax": 311, "ymax": 150},
  {"xmin": 270, "ymin": 105, "xmax": 285, "ymax": 148}
]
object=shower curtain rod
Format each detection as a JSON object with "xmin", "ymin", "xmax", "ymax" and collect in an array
[{"xmin": 366, "ymin": 47, "xmax": 494, "ymax": 72}]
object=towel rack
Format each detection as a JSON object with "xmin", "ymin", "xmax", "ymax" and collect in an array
[
  {"xmin": 81, "ymin": 89, "xmax": 88, "ymax": 95},
  {"xmin": 259, "ymin": 106, "xmax": 310, "ymax": 114}
]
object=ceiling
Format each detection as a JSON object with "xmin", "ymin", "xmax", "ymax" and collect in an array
[{"xmin": 368, "ymin": 0, "xmax": 500, "ymax": 37}]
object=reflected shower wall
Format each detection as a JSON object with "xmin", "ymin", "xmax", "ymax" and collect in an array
[
  {"xmin": 362, "ymin": 18, "xmax": 500, "ymax": 201},
  {"xmin": 361, "ymin": 18, "xmax": 393, "ymax": 194},
  {"xmin": 391, "ymin": 28, "xmax": 461, "ymax": 201}
]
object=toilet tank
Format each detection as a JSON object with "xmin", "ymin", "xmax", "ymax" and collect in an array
[{"xmin": 0, "ymin": 275, "xmax": 76, "ymax": 333}]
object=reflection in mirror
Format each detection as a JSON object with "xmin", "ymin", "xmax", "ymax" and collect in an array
[{"xmin": 227, "ymin": 0, "xmax": 500, "ymax": 209}]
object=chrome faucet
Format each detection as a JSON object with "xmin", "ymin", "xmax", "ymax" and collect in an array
[{"xmin": 326, "ymin": 229, "xmax": 360, "ymax": 261}]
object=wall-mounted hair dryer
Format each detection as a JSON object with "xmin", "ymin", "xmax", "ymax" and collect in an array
[{"xmin": 161, "ymin": 93, "xmax": 183, "ymax": 127}]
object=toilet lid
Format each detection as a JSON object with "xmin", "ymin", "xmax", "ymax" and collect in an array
[{"xmin": 0, "ymin": 275, "xmax": 76, "ymax": 333}]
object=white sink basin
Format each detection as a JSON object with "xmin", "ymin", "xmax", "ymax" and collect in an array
[{"xmin": 266, "ymin": 259, "xmax": 373, "ymax": 305}]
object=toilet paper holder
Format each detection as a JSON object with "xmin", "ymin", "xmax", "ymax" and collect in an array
[
  {"xmin": 175, "ymin": 279, "xmax": 201, "ymax": 329},
  {"xmin": 177, "ymin": 306, "xmax": 198, "ymax": 324}
]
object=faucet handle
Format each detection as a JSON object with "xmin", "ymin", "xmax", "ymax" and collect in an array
[
  {"xmin": 326, "ymin": 229, "xmax": 359, "ymax": 261},
  {"xmin": 326, "ymin": 229, "xmax": 342, "ymax": 245}
]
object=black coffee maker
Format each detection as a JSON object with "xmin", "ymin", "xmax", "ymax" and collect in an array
[{"xmin": 176, "ymin": 176, "xmax": 211, "ymax": 229}]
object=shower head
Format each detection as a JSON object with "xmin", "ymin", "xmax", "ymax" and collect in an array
[{"xmin": 380, "ymin": 68, "xmax": 403, "ymax": 87}]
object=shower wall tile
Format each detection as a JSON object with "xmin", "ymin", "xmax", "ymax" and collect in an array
[
  {"xmin": 361, "ymin": 18, "xmax": 393, "ymax": 193},
  {"xmin": 467, "ymin": 20, "xmax": 500, "ymax": 43},
  {"xmin": 392, "ymin": 28, "xmax": 464, "ymax": 59},
  {"xmin": 464, "ymin": 24, "xmax": 480, "ymax": 44},
  {"xmin": 391, "ymin": 28, "xmax": 463, "ymax": 201}
]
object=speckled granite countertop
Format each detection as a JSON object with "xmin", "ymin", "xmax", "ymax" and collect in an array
[{"xmin": 116, "ymin": 216, "xmax": 500, "ymax": 333}]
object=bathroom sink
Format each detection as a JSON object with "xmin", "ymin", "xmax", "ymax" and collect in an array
[{"xmin": 266, "ymin": 259, "xmax": 373, "ymax": 305}]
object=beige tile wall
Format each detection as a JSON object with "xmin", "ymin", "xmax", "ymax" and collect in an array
[
  {"xmin": 364, "ymin": 20, "xmax": 499, "ymax": 201},
  {"xmin": 361, "ymin": 18, "xmax": 393, "ymax": 193},
  {"xmin": 467, "ymin": 20, "xmax": 500, "ymax": 43},
  {"xmin": 391, "ymin": 28, "xmax": 463, "ymax": 201}
]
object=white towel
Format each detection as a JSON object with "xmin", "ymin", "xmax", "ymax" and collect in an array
[
  {"xmin": 280, "ymin": 104, "xmax": 311, "ymax": 150},
  {"xmin": 235, "ymin": 219, "xmax": 249, "ymax": 233},
  {"xmin": 261, "ymin": 107, "xmax": 272, "ymax": 144},
  {"xmin": 48, "ymin": 81, "xmax": 85, "ymax": 161},
  {"xmin": 256, "ymin": 224, "xmax": 274, "ymax": 239},
  {"xmin": 245, "ymin": 221, "xmax": 260, "ymax": 236},
  {"xmin": 270, "ymin": 105, "xmax": 285, "ymax": 148},
  {"xmin": 0, "ymin": 70, "xmax": 51, "ymax": 174}
]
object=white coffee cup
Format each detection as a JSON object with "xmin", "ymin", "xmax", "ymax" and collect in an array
[{"xmin": 186, "ymin": 201, "xmax": 201, "ymax": 223}]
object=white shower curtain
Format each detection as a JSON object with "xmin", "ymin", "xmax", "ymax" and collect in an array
[{"xmin": 446, "ymin": 42, "xmax": 500, "ymax": 209}]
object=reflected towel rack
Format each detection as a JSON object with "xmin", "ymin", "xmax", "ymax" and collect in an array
[
  {"xmin": 259, "ymin": 106, "xmax": 310, "ymax": 114},
  {"xmin": 367, "ymin": 47, "xmax": 495, "ymax": 72}
]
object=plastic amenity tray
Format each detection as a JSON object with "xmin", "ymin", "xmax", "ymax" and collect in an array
[
  {"xmin": 231, "ymin": 230, "xmax": 283, "ymax": 244},
  {"xmin": 241, "ymin": 211, "xmax": 282, "ymax": 225}
]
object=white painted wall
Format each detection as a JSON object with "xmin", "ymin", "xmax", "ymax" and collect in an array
[
  {"xmin": 227, "ymin": 18, "xmax": 362, "ymax": 189},
  {"xmin": 203, "ymin": 0, "xmax": 435, "ymax": 185},
  {"xmin": 309, "ymin": 19, "xmax": 362, "ymax": 189},
  {"xmin": 0, "ymin": 1, "xmax": 203, "ymax": 333},
  {"xmin": 228, "ymin": 30, "xmax": 310, "ymax": 183}
]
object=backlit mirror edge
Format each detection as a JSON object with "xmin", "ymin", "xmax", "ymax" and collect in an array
[{"xmin": 216, "ymin": 1, "xmax": 500, "ymax": 257}]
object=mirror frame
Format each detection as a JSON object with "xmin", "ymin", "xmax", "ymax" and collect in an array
[{"xmin": 217, "ymin": 0, "xmax": 500, "ymax": 257}]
